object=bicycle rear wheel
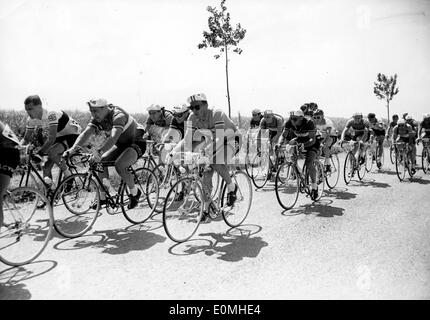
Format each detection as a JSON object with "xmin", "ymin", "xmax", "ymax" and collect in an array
[
  {"xmin": 395, "ymin": 150, "xmax": 406, "ymax": 181},
  {"xmin": 358, "ymin": 152, "xmax": 367, "ymax": 180},
  {"xmin": 220, "ymin": 170, "xmax": 252, "ymax": 227},
  {"xmin": 325, "ymin": 154, "xmax": 340, "ymax": 189},
  {"xmin": 312, "ymin": 161, "xmax": 325, "ymax": 201},
  {"xmin": 389, "ymin": 144, "xmax": 395, "ymax": 164},
  {"xmin": 163, "ymin": 177, "xmax": 203, "ymax": 242},
  {"xmin": 52, "ymin": 173, "xmax": 100, "ymax": 238},
  {"xmin": 0, "ymin": 187, "xmax": 53, "ymax": 266},
  {"xmin": 250, "ymin": 152, "xmax": 270, "ymax": 189},
  {"xmin": 365, "ymin": 148, "xmax": 373, "ymax": 172},
  {"xmin": 343, "ymin": 152, "xmax": 355, "ymax": 185},
  {"xmin": 275, "ymin": 163, "xmax": 299, "ymax": 210},
  {"xmin": 152, "ymin": 164, "xmax": 178, "ymax": 213},
  {"xmin": 422, "ymin": 147, "xmax": 430, "ymax": 174},
  {"xmin": 121, "ymin": 167, "xmax": 159, "ymax": 224}
]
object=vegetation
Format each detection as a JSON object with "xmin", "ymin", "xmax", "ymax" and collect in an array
[{"xmin": 373, "ymin": 73, "xmax": 399, "ymax": 124}]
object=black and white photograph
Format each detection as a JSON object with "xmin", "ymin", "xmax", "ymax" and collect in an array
[{"xmin": 0, "ymin": 0, "xmax": 429, "ymax": 302}]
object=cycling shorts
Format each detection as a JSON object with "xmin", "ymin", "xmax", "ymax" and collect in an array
[{"xmin": 0, "ymin": 147, "xmax": 20, "ymax": 177}]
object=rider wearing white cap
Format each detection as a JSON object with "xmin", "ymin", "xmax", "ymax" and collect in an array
[
  {"xmin": 169, "ymin": 92, "xmax": 241, "ymax": 221},
  {"xmin": 340, "ymin": 112, "xmax": 370, "ymax": 166},
  {"xmin": 278, "ymin": 109, "xmax": 320, "ymax": 200},
  {"xmin": 250, "ymin": 108, "xmax": 263, "ymax": 129},
  {"xmin": 64, "ymin": 98, "xmax": 146, "ymax": 209},
  {"xmin": 145, "ymin": 104, "xmax": 173, "ymax": 142}
]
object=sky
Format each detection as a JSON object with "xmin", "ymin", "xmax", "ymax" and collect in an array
[{"xmin": 1, "ymin": 0, "xmax": 429, "ymax": 120}]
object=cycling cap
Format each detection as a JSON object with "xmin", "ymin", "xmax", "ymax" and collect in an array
[
  {"xmin": 252, "ymin": 108, "xmax": 262, "ymax": 114},
  {"xmin": 147, "ymin": 104, "xmax": 162, "ymax": 112},
  {"xmin": 352, "ymin": 112, "xmax": 363, "ymax": 117},
  {"xmin": 313, "ymin": 109, "xmax": 324, "ymax": 116},
  {"xmin": 173, "ymin": 103, "xmax": 189, "ymax": 114},
  {"xmin": 402, "ymin": 112, "xmax": 408, "ymax": 118},
  {"xmin": 88, "ymin": 98, "xmax": 109, "ymax": 108},
  {"xmin": 406, "ymin": 115, "xmax": 412, "ymax": 120},
  {"xmin": 308, "ymin": 102, "xmax": 318, "ymax": 110},
  {"xmin": 423, "ymin": 113, "xmax": 430, "ymax": 119},
  {"xmin": 187, "ymin": 93, "xmax": 207, "ymax": 104},
  {"xmin": 263, "ymin": 110, "xmax": 274, "ymax": 116},
  {"xmin": 290, "ymin": 110, "xmax": 304, "ymax": 117},
  {"xmin": 398, "ymin": 119, "xmax": 406, "ymax": 125},
  {"xmin": 300, "ymin": 104, "xmax": 308, "ymax": 111},
  {"xmin": 367, "ymin": 113, "xmax": 376, "ymax": 119}
]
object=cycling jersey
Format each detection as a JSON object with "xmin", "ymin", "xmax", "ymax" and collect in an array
[
  {"xmin": 26, "ymin": 109, "xmax": 81, "ymax": 138},
  {"xmin": 169, "ymin": 117, "xmax": 185, "ymax": 139},
  {"xmin": 393, "ymin": 124, "xmax": 413, "ymax": 139},
  {"xmin": 282, "ymin": 118, "xmax": 318, "ymax": 149},
  {"xmin": 420, "ymin": 119, "xmax": 430, "ymax": 137},
  {"xmin": 345, "ymin": 118, "xmax": 370, "ymax": 137},
  {"xmin": 145, "ymin": 111, "xmax": 173, "ymax": 131},
  {"xmin": 406, "ymin": 119, "xmax": 419, "ymax": 138},
  {"xmin": 186, "ymin": 109, "xmax": 237, "ymax": 133},
  {"xmin": 368, "ymin": 119, "xmax": 386, "ymax": 136},
  {"xmin": 250, "ymin": 116, "xmax": 263, "ymax": 129},
  {"xmin": 260, "ymin": 114, "xmax": 284, "ymax": 132},
  {"xmin": 88, "ymin": 106, "xmax": 144, "ymax": 151},
  {"xmin": 0, "ymin": 121, "xmax": 20, "ymax": 177},
  {"xmin": 316, "ymin": 118, "xmax": 337, "ymax": 138}
]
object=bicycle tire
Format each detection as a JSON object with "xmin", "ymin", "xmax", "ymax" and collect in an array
[
  {"xmin": 422, "ymin": 147, "xmax": 429, "ymax": 174},
  {"xmin": 52, "ymin": 173, "xmax": 100, "ymax": 238},
  {"xmin": 275, "ymin": 163, "xmax": 299, "ymax": 210},
  {"xmin": 250, "ymin": 152, "xmax": 270, "ymax": 189},
  {"xmin": 220, "ymin": 170, "xmax": 252, "ymax": 227},
  {"xmin": 343, "ymin": 152, "xmax": 354, "ymax": 185},
  {"xmin": 395, "ymin": 150, "xmax": 406, "ymax": 181},
  {"xmin": 162, "ymin": 177, "xmax": 203, "ymax": 243},
  {"xmin": 121, "ymin": 167, "xmax": 159, "ymax": 224},
  {"xmin": 152, "ymin": 164, "xmax": 178, "ymax": 213},
  {"xmin": 358, "ymin": 152, "xmax": 367, "ymax": 180},
  {"xmin": 365, "ymin": 148, "xmax": 373, "ymax": 173},
  {"xmin": 0, "ymin": 187, "xmax": 53, "ymax": 266},
  {"xmin": 325, "ymin": 153, "xmax": 340, "ymax": 189}
]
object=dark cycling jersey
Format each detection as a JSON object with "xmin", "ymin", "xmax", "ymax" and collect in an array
[
  {"xmin": 0, "ymin": 121, "xmax": 20, "ymax": 177},
  {"xmin": 282, "ymin": 118, "xmax": 318, "ymax": 148},
  {"xmin": 420, "ymin": 119, "xmax": 430, "ymax": 137},
  {"xmin": 368, "ymin": 119, "xmax": 386, "ymax": 136},
  {"xmin": 0, "ymin": 121, "xmax": 20, "ymax": 149},
  {"xmin": 393, "ymin": 124, "xmax": 413, "ymax": 139},
  {"xmin": 250, "ymin": 116, "xmax": 263, "ymax": 129},
  {"xmin": 260, "ymin": 115, "xmax": 284, "ymax": 132},
  {"xmin": 345, "ymin": 118, "xmax": 370, "ymax": 137},
  {"xmin": 145, "ymin": 111, "xmax": 173, "ymax": 131},
  {"xmin": 406, "ymin": 119, "xmax": 419, "ymax": 139}
]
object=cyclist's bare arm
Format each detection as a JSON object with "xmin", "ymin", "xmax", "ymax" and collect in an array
[
  {"xmin": 340, "ymin": 126, "xmax": 349, "ymax": 141},
  {"xmin": 38, "ymin": 124, "xmax": 58, "ymax": 155},
  {"xmin": 98, "ymin": 127, "xmax": 123, "ymax": 154}
]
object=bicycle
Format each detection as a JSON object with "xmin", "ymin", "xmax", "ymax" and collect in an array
[
  {"xmin": 0, "ymin": 187, "xmax": 53, "ymax": 266},
  {"xmin": 342, "ymin": 140, "xmax": 368, "ymax": 185},
  {"xmin": 366, "ymin": 137, "xmax": 385, "ymax": 172},
  {"xmin": 394, "ymin": 142, "xmax": 415, "ymax": 181},
  {"xmin": 274, "ymin": 144, "xmax": 325, "ymax": 210},
  {"xmin": 51, "ymin": 152, "xmax": 159, "ymax": 238},
  {"xmin": 418, "ymin": 138, "xmax": 430, "ymax": 174},
  {"xmin": 162, "ymin": 152, "xmax": 253, "ymax": 243},
  {"xmin": 249, "ymin": 141, "xmax": 283, "ymax": 189},
  {"xmin": 318, "ymin": 144, "xmax": 340, "ymax": 189}
]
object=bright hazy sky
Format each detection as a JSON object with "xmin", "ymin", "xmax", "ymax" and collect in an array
[{"xmin": 1, "ymin": 0, "xmax": 429, "ymax": 119}]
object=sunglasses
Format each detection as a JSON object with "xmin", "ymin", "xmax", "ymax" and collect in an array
[
  {"xmin": 313, "ymin": 116, "xmax": 322, "ymax": 120},
  {"xmin": 149, "ymin": 111, "xmax": 161, "ymax": 115},
  {"xmin": 290, "ymin": 117, "xmax": 299, "ymax": 121},
  {"xmin": 252, "ymin": 113, "xmax": 260, "ymax": 116},
  {"xmin": 190, "ymin": 104, "xmax": 201, "ymax": 111}
]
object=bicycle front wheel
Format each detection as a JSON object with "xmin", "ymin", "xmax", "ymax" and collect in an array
[
  {"xmin": 163, "ymin": 177, "xmax": 204, "ymax": 242},
  {"xmin": 365, "ymin": 148, "xmax": 373, "ymax": 173},
  {"xmin": 358, "ymin": 153, "xmax": 367, "ymax": 180},
  {"xmin": 0, "ymin": 187, "xmax": 53, "ymax": 266},
  {"xmin": 422, "ymin": 147, "xmax": 430, "ymax": 174},
  {"xmin": 250, "ymin": 152, "xmax": 270, "ymax": 189},
  {"xmin": 343, "ymin": 152, "xmax": 355, "ymax": 185},
  {"xmin": 220, "ymin": 170, "xmax": 252, "ymax": 227},
  {"xmin": 389, "ymin": 144, "xmax": 395, "ymax": 164},
  {"xmin": 121, "ymin": 167, "xmax": 159, "ymax": 224},
  {"xmin": 275, "ymin": 163, "xmax": 299, "ymax": 210},
  {"xmin": 325, "ymin": 154, "xmax": 340, "ymax": 189},
  {"xmin": 52, "ymin": 173, "xmax": 100, "ymax": 238},
  {"xmin": 395, "ymin": 150, "xmax": 406, "ymax": 182}
]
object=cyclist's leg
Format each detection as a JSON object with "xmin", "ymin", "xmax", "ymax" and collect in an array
[
  {"xmin": 305, "ymin": 149, "xmax": 317, "ymax": 186},
  {"xmin": 99, "ymin": 146, "xmax": 122, "ymax": 200},
  {"xmin": 115, "ymin": 146, "xmax": 140, "ymax": 193},
  {"xmin": 376, "ymin": 135, "xmax": 384, "ymax": 164},
  {"xmin": 46, "ymin": 141, "xmax": 69, "ymax": 179},
  {"xmin": 0, "ymin": 173, "xmax": 11, "ymax": 228}
]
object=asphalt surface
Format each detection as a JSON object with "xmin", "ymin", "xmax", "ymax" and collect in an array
[{"xmin": 1, "ymin": 147, "xmax": 429, "ymax": 300}]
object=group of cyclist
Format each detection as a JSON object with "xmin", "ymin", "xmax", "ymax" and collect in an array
[{"xmin": 248, "ymin": 103, "xmax": 430, "ymax": 200}]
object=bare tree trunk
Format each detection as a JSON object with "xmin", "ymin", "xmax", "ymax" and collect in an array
[
  {"xmin": 386, "ymin": 100, "xmax": 390, "ymax": 126},
  {"xmin": 225, "ymin": 45, "xmax": 231, "ymax": 118}
]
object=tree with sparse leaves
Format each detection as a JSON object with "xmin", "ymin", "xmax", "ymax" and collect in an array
[
  {"xmin": 198, "ymin": 0, "xmax": 246, "ymax": 118},
  {"xmin": 373, "ymin": 73, "xmax": 399, "ymax": 125}
]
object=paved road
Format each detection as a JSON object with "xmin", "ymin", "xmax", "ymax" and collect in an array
[{"xmin": 1, "ymin": 147, "xmax": 429, "ymax": 300}]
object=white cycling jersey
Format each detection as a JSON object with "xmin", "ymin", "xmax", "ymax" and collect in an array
[{"xmin": 26, "ymin": 109, "xmax": 81, "ymax": 138}]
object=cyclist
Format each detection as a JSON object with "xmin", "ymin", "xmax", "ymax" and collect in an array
[
  {"xmin": 250, "ymin": 108, "xmax": 263, "ymax": 129},
  {"xmin": 277, "ymin": 110, "xmax": 320, "ymax": 200},
  {"xmin": 168, "ymin": 93, "xmax": 240, "ymax": 221},
  {"xmin": 300, "ymin": 102, "xmax": 318, "ymax": 119},
  {"xmin": 312, "ymin": 109, "xmax": 337, "ymax": 173},
  {"xmin": 340, "ymin": 112, "xmax": 370, "ymax": 166},
  {"xmin": 0, "ymin": 120, "xmax": 21, "ymax": 229},
  {"xmin": 386, "ymin": 114, "xmax": 399, "ymax": 141},
  {"xmin": 418, "ymin": 113, "xmax": 430, "ymax": 141},
  {"xmin": 63, "ymin": 99, "xmax": 146, "ymax": 209},
  {"xmin": 22, "ymin": 95, "xmax": 82, "ymax": 188},
  {"xmin": 258, "ymin": 109, "xmax": 284, "ymax": 146},
  {"xmin": 393, "ymin": 119, "xmax": 416, "ymax": 173},
  {"xmin": 367, "ymin": 113, "xmax": 386, "ymax": 169},
  {"xmin": 145, "ymin": 104, "xmax": 173, "ymax": 142},
  {"xmin": 405, "ymin": 115, "xmax": 419, "ymax": 170},
  {"xmin": 161, "ymin": 103, "xmax": 190, "ymax": 144}
]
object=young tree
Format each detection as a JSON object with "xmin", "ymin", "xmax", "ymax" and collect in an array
[
  {"xmin": 373, "ymin": 73, "xmax": 399, "ymax": 125},
  {"xmin": 198, "ymin": 0, "xmax": 246, "ymax": 118}
]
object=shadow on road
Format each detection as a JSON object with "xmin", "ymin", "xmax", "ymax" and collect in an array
[
  {"xmin": 373, "ymin": 169, "xmax": 398, "ymax": 176},
  {"xmin": 409, "ymin": 177, "xmax": 430, "ymax": 184},
  {"xmin": 168, "ymin": 224, "xmax": 268, "ymax": 262},
  {"xmin": 351, "ymin": 178, "xmax": 391, "ymax": 189},
  {"xmin": 0, "ymin": 260, "xmax": 58, "ymax": 300},
  {"xmin": 325, "ymin": 187, "xmax": 357, "ymax": 200},
  {"xmin": 289, "ymin": 201, "xmax": 345, "ymax": 218},
  {"xmin": 53, "ymin": 228, "xmax": 166, "ymax": 255}
]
